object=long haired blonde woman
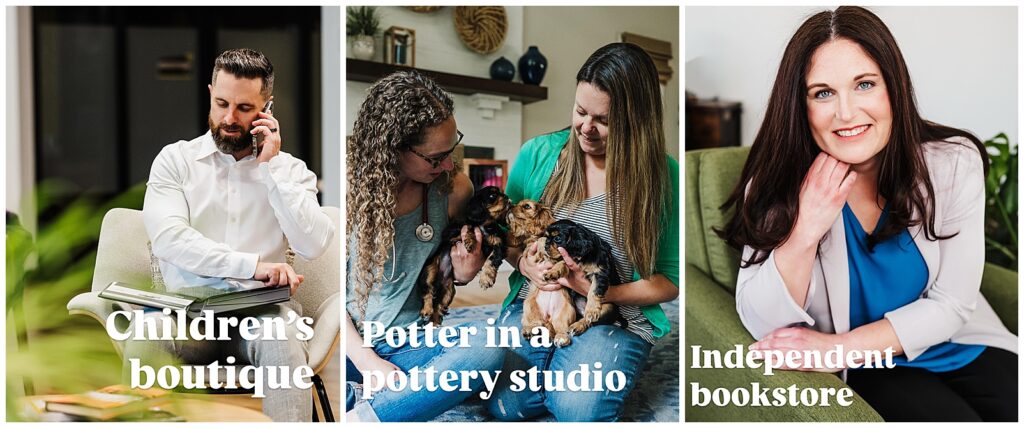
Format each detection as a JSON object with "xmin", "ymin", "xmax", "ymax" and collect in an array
[
  {"xmin": 487, "ymin": 42, "xmax": 680, "ymax": 421},
  {"xmin": 345, "ymin": 71, "xmax": 504, "ymax": 421}
]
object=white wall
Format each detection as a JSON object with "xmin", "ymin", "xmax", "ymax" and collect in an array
[
  {"xmin": 321, "ymin": 6, "xmax": 340, "ymax": 207},
  {"xmin": 345, "ymin": 6, "xmax": 524, "ymax": 168},
  {"xmin": 6, "ymin": 6, "xmax": 35, "ymax": 231},
  {"xmin": 523, "ymin": 6, "xmax": 680, "ymax": 160},
  {"xmin": 686, "ymin": 6, "xmax": 1018, "ymax": 147}
]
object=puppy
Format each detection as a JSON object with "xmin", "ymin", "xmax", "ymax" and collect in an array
[
  {"xmin": 533, "ymin": 219, "xmax": 622, "ymax": 341},
  {"xmin": 507, "ymin": 200, "xmax": 576, "ymax": 346},
  {"xmin": 507, "ymin": 199, "xmax": 555, "ymax": 249},
  {"xmin": 419, "ymin": 186, "xmax": 510, "ymax": 325}
]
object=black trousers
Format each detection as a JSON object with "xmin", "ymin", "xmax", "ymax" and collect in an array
[{"xmin": 846, "ymin": 347, "xmax": 1017, "ymax": 422}]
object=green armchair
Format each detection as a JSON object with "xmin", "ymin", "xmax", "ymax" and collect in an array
[{"xmin": 684, "ymin": 146, "xmax": 1018, "ymax": 421}]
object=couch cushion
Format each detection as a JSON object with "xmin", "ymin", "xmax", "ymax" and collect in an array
[{"xmin": 686, "ymin": 147, "xmax": 748, "ymax": 293}]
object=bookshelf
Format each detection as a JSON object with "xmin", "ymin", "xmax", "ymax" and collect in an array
[{"xmin": 463, "ymin": 159, "xmax": 508, "ymax": 191}]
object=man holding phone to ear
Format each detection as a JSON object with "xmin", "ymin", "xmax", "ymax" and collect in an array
[{"xmin": 131, "ymin": 48, "xmax": 334, "ymax": 421}]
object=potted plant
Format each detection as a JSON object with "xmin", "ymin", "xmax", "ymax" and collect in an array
[
  {"xmin": 984, "ymin": 133, "xmax": 1017, "ymax": 270},
  {"xmin": 347, "ymin": 6, "xmax": 380, "ymax": 61}
]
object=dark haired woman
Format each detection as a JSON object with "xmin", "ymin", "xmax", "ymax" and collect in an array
[
  {"xmin": 345, "ymin": 71, "xmax": 504, "ymax": 421},
  {"xmin": 487, "ymin": 42, "xmax": 680, "ymax": 421},
  {"xmin": 721, "ymin": 6, "xmax": 1017, "ymax": 421}
]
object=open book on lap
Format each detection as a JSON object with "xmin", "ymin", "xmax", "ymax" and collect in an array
[{"xmin": 99, "ymin": 279, "xmax": 290, "ymax": 317}]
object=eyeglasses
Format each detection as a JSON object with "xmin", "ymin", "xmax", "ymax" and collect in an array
[{"xmin": 407, "ymin": 130, "xmax": 464, "ymax": 169}]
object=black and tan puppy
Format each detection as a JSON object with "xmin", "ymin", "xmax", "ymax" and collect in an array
[
  {"xmin": 532, "ymin": 219, "xmax": 622, "ymax": 340},
  {"xmin": 419, "ymin": 186, "xmax": 510, "ymax": 325}
]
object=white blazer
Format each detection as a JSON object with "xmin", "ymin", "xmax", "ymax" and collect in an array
[{"xmin": 735, "ymin": 137, "xmax": 1018, "ymax": 361}]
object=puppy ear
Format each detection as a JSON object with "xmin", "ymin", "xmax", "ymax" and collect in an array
[
  {"xmin": 466, "ymin": 198, "xmax": 488, "ymax": 223},
  {"xmin": 538, "ymin": 206, "xmax": 555, "ymax": 224}
]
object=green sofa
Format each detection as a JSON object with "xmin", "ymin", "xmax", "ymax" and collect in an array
[{"xmin": 684, "ymin": 146, "xmax": 1018, "ymax": 422}]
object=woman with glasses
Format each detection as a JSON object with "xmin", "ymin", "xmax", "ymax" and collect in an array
[
  {"xmin": 345, "ymin": 71, "xmax": 504, "ymax": 421},
  {"xmin": 487, "ymin": 43, "xmax": 680, "ymax": 421}
]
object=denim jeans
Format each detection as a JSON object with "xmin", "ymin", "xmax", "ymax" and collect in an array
[
  {"xmin": 486, "ymin": 301, "xmax": 653, "ymax": 421},
  {"xmin": 121, "ymin": 301, "xmax": 311, "ymax": 422},
  {"xmin": 346, "ymin": 319, "xmax": 506, "ymax": 421}
]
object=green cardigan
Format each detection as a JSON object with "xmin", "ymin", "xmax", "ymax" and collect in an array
[{"xmin": 501, "ymin": 128, "xmax": 681, "ymax": 338}]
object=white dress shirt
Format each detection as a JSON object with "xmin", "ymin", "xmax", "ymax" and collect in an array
[{"xmin": 143, "ymin": 131, "xmax": 334, "ymax": 292}]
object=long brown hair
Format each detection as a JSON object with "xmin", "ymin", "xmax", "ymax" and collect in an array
[
  {"xmin": 720, "ymin": 6, "xmax": 986, "ymax": 266},
  {"xmin": 347, "ymin": 71, "xmax": 455, "ymax": 317},
  {"xmin": 544, "ymin": 43, "xmax": 669, "ymax": 278}
]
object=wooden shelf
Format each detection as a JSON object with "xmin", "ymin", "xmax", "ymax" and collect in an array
[{"xmin": 346, "ymin": 58, "xmax": 548, "ymax": 105}]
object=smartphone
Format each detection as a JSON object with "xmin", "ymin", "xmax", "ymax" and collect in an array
[{"xmin": 253, "ymin": 100, "xmax": 274, "ymax": 157}]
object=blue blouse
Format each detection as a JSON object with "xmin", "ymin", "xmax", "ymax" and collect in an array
[{"xmin": 844, "ymin": 203, "xmax": 985, "ymax": 372}]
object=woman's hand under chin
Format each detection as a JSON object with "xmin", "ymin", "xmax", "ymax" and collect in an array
[{"xmin": 791, "ymin": 152, "xmax": 858, "ymax": 247}]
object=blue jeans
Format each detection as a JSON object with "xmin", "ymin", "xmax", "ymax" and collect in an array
[
  {"xmin": 346, "ymin": 319, "xmax": 505, "ymax": 421},
  {"xmin": 487, "ymin": 301, "xmax": 653, "ymax": 421},
  {"xmin": 123, "ymin": 301, "xmax": 310, "ymax": 422}
]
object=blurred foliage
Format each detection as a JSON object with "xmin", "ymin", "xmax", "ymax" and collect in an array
[
  {"xmin": 6, "ymin": 181, "xmax": 145, "ymax": 420},
  {"xmin": 984, "ymin": 133, "xmax": 1018, "ymax": 270}
]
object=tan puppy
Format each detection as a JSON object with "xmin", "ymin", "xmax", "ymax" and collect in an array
[{"xmin": 507, "ymin": 200, "xmax": 576, "ymax": 347}]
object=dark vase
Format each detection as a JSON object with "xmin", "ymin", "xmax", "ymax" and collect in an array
[
  {"xmin": 518, "ymin": 46, "xmax": 547, "ymax": 85},
  {"xmin": 489, "ymin": 56, "xmax": 515, "ymax": 81}
]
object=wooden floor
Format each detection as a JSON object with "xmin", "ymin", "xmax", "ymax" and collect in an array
[{"xmin": 452, "ymin": 269, "xmax": 512, "ymax": 308}]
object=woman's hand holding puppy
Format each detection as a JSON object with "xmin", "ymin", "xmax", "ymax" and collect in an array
[
  {"xmin": 554, "ymin": 247, "xmax": 590, "ymax": 294},
  {"xmin": 520, "ymin": 241, "xmax": 561, "ymax": 291},
  {"xmin": 450, "ymin": 225, "xmax": 486, "ymax": 283}
]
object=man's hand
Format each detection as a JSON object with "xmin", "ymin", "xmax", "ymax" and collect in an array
[
  {"xmin": 254, "ymin": 262, "xmax": 304, "ymax": 295},
  {"xmin": 252, "ymin": 111, "xmax": 281, "ymax": 163}
]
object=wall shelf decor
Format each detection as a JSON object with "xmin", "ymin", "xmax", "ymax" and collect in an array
[{"xmin": 347, "ymin": 58, "xmax": 548, "ymax": 105}]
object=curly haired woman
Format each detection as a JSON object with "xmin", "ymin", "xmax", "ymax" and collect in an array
[{"xmin": 345, "ymin": 71, "xmax": 504, "ymax": 421}]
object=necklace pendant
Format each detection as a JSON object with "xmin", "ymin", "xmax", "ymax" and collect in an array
[{"xmin": 416, "ymin": 223, "xmax": 434, "ymax": 242}]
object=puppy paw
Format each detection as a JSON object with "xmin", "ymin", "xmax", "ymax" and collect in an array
[
  {"xmin": 461, "ymin": 228, "xmax": 476, "ymax": 253},
  {"xmin": 583, "ymin": 307, "xmax": 603, "ymax": 323},
  {"xmin": 569, "ymin": 320, "xmax": 592, "ymax": 336},
  {"xmin": 479, "ymin": 263, "xmax": 498, "ymax": 289},
  {"xmin": 522, "ymin": 324, "xmax": 543, "ymax": 338},
  {"xmin": 553, "ymin": 333, "xmax": 572, "ymax": 347}
]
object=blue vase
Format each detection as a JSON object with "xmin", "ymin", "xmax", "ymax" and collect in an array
[
  {"xmin": 518, "ymin": 46, "xmax": 547, "ymax": 85},
  {"xmin": 489, "ymin": 56, "xmax": 515, "ymax": 81}
]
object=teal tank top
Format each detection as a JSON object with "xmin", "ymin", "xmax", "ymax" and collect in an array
[{"xmin": 346, "ymin": 180, "xmax": 450, "ymax": 344}]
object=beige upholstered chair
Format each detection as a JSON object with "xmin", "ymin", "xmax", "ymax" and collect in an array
[{"xmin": 67, "ymin": 207, "xmax": 340, "ymax": 421}]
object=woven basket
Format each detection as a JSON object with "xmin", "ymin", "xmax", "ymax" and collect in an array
[
  {"xmin": 453, "ymin": 6, "xmax": 507, "ymax": 55},
  {"xmin": 406, "ymin": 6, "xmax": 441, "ymax": 13}
]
